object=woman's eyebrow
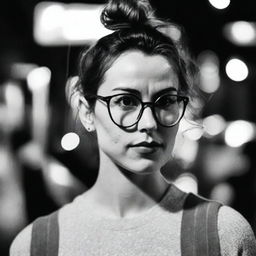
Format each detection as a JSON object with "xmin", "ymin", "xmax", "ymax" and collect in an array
[
  {"xmin": 153, "ymin": 87, "xmax": 178, "ymax": 99},
  {"xmin": 112, "ymin": 87, "xmax": 177, "ymax": 93},
  {"xmin": 112, "ymin": 87, "xmax": 140, "ymax": 95},
  {"xmin": 158, "ymin": 87, "xmax": 178, "ymax": 94}
]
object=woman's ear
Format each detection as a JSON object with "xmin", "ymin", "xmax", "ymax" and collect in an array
[
  {"xmin": 78, "ymin": 97, "xmax": 96, "ymax": 132},
  {"xmin": 65, "ymin": 79, "xmax": 95, "ymax": 132}
]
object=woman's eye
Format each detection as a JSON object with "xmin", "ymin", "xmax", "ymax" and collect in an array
[
  {"xmin": 156, "ymin": 95, "xmax": 177, "ymax": 107},
  {"xmin": 113, "ymin": 95, "xmax": 139, "ymax": 108},
  {"xmin": 121, "ymin": 96, "xmax": 135, "ymax": 106}
]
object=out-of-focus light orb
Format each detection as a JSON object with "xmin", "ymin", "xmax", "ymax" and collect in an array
[
  {"xmin": 225, "ymin": 120, "xmax": 255, "ymax": 147},
  {"xmin": 4, "ymin": 81, "xmax": 25, "ymax": 129},
  {"xmin": 34, "ymin": 2, "xmax": 111, "ymax": 45},
  {"xmin": 174, "ymin": 173, "xmax": 198, "ymax": 194},
  {"xmin": 61, "ymin": 132, "xmax": 80, "ymax": 151},
  {"xmin": 62, "ymin": 8, "xmax": 109, "ymax": 41},
  {"xmin": 40, "ymin": 4, "xmax": 64, "ymax": 31},
  {"xmin": 198, "ymin": 51, "xmax": 220, "ymax": 93},
  {"xmin": 208, "ymin": 0, "xmax": 230, "ymax": 9},
  {"xmin": 27, "ymin": 67, "xmax": 51, "ymax": 91},
  {"xmin": 174, "ymin": 131, "xmax": 199, "ymax": 168},
  {"xmin": 225, "ymin": 58, "xmax": 248, "ymax": 82},
  {"xmin": 160, "ymin": 25, "xmax": 181, "ymax": 42},
  {"xmin": 231, "ymin": 21, "xmax": 256, "ymax": 45},
  {"xmin": 48, "ymin": 162, "xmax": 72, "ymax": 186},
  {"xmin": 184, "ymin": 128, "xmax": 204, "ymax": 141},
  {"xmin": 168, "ymin": 26, "xmax": 181, "ymax": 41},
  {"xmin": 223, "ymin": 21, "xmax": 256, "ymax": 46},
  {"xmin": 210, "ymin": 182, "xmax": 235, "ymax": 205},
  {"xmin": 178, "ymin": 119, "xmax": 204, "ymax": 141},
  {"xmin": 203, "ymin": 114, "xmax": 226, "ymax": 137}
]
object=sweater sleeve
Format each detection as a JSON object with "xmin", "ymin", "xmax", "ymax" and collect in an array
[
  {"xmin": 218, "ymin": 205, "xmax": 256, "ymax": 256},
  {"xmin": 9, "ymin": 224, "xmax": 32, "ymax": 256}
]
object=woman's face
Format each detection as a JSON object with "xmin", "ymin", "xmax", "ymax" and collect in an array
[{"xmin": 91, "ymin": 50, "xmax": 180, "ymax": 174}]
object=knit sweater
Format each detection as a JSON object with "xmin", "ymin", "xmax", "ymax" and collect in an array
[{"xmin": 10, "ymin": 184, "xmax": 256, "ymax": 256}]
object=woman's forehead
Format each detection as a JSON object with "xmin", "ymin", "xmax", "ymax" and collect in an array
[{"xmin": 98, "ymin": 50, "xmax": 179, "ymax": 94}]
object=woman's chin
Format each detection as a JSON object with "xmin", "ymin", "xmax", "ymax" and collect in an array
[{"xmin": 119, "ymin": 160, "xmax": 162, "ymax": 175}]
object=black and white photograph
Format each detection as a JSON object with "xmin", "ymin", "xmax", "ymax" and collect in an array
[{"xmin": 0, "ymin": 0, "xmax": 256, "ymax": 255}]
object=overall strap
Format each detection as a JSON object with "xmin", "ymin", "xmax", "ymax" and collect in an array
[
  {"xmin": 181, "ymin": 193, "xmax": 222, "ymax": 256},
  {"xmin": 31, "ymin": 211, "xmax": 59, "ymax": 256}
]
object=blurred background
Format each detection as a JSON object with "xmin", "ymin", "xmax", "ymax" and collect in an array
[{"xmin": 1, "ymin": 0, "xmax": 256, "ymax": 254}]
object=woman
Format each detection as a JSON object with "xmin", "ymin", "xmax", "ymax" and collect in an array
[{"xmin": 10, "ymin": 0, "xmax": 256, "ymax": 255}]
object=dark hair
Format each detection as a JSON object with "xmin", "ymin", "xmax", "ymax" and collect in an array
[{"xmin": 76, "ymin": 0, "xmax": 198, "ymax": 105}]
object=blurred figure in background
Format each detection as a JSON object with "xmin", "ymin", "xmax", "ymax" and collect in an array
[{"xmin": 0, "ymin": 85, "xmax": 27, "ymax": 255}]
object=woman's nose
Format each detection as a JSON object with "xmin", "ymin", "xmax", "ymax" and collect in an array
[{"xmin": 137, "ymin": 106, "xmax": 157, "ymax": 132}]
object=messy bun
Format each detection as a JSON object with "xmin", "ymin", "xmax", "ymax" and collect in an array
[{"xmin": 100, "ymin": 0, "xmax": 163, "ymax": 31}]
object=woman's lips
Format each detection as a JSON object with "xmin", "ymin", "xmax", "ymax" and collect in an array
[{"xmin": 129, "ymin": 141, "xmax": 163, "ymax": 153}]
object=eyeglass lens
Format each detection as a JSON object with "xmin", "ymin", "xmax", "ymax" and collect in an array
[{"xmin": 108, "ymin": 94, "xmax": 185, "ymax": 127}]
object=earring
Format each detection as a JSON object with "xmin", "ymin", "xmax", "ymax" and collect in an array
[{"xmin": 87, "ymin": 127, "xmax": 91, "ymax": 132}]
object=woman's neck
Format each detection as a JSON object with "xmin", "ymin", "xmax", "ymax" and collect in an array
[{"xmin": 86, "ymin": 153, "xmax": 169, "ymax": 218}]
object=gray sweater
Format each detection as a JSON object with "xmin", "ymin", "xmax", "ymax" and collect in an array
[{"xmin": 10, "ymin": 184, "xmax": 256, "ymax": 255}]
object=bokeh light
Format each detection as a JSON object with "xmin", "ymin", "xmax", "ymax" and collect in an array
[
  {"xmin": 174, "ymin": 133, "xmax": 199, "ymax": 168},
  {"xmin": 231, "ymin": 21, "xmax": 256, "ymax": 45},
  {"xmin": 208, "ymin": 0, "xmax": 230, "ymax": 10},
  {"xmin": 198, "ymin": 51, "xmax": 220, "ymax": 93},
  {"xmin": 203, "ymin": 114, "xmax": 226, "ymax": 137},
  {"xmin": 34, "ymin": 2, "xmax": 111, "ymax": 45},
  {"xmin": 174, "ymin": 173, "xmax": 198, "ymax": 194},
  {"xmin": 225, "ymin": 58, "xmax": 249, "ymax": 82},
  {"xmin": 40, "ymin": 4, "xmax": 65, "ymax": 31},
  {"xmin": 223, "ymin": 21, "xmax": 256, "ymax": 46},
  {"xmin": 48, "ymin": 161, "xmax": 73, "ymax": 186},
  {"xmin": 27, "ymin": 67, "xmax": 51, "ymax": 91},
  {"xmin": 224, "ymin": 120, "xmax": 255, "ymax": 147},
  {"xmin": 61, "ymin": 132, "xmax": 80, "ymax": 151}
]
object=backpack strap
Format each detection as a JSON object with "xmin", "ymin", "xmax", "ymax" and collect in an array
[
  {"xmin": 31, "ymin": 211, "xmax": 59, "ymax": 256},
  {"xmin": 181, "ymin": 193, "xmax": 222, "ymax": 256}
]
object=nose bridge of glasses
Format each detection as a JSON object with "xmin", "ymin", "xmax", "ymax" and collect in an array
[
  {"xmin": 142, "ymin": 101, "xmax": 154, "ymax": 108},
  {"xmin": 138, "ymin": 102, "xmax": 157, "ymax": 128},
  {"xmin": 140, "ymin": 101, "xmax": 156, "ymax": 116}
]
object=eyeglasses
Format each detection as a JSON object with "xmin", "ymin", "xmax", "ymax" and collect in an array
[{"xmin": 84, "ymin": 93, "xmax": 189, "ymax": 128}]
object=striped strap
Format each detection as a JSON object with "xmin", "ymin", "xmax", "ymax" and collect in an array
[
  {"xmin": 181, "ymin": 193, "xmax": 222, "ymax": 256},
  {"xmin": 31, "ymin": 211, "xmax": 59, "ymax": 256}
]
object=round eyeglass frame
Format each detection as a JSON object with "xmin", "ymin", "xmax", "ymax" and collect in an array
[{"xmin": 84, "ymin": 93, "xmax": 189, "ymax": 128}]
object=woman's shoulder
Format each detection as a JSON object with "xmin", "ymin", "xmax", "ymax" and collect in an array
[
  {"xmin": 10, "ymin": 223, "xmax": 33, "ymax": 256},
  {"xmin": 10, "ymin": 208, "xmax": 63, "ymax": 256},
  {"xmin": 218, "ymin": 205, "xmax": 256, "ymax": 255}
]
